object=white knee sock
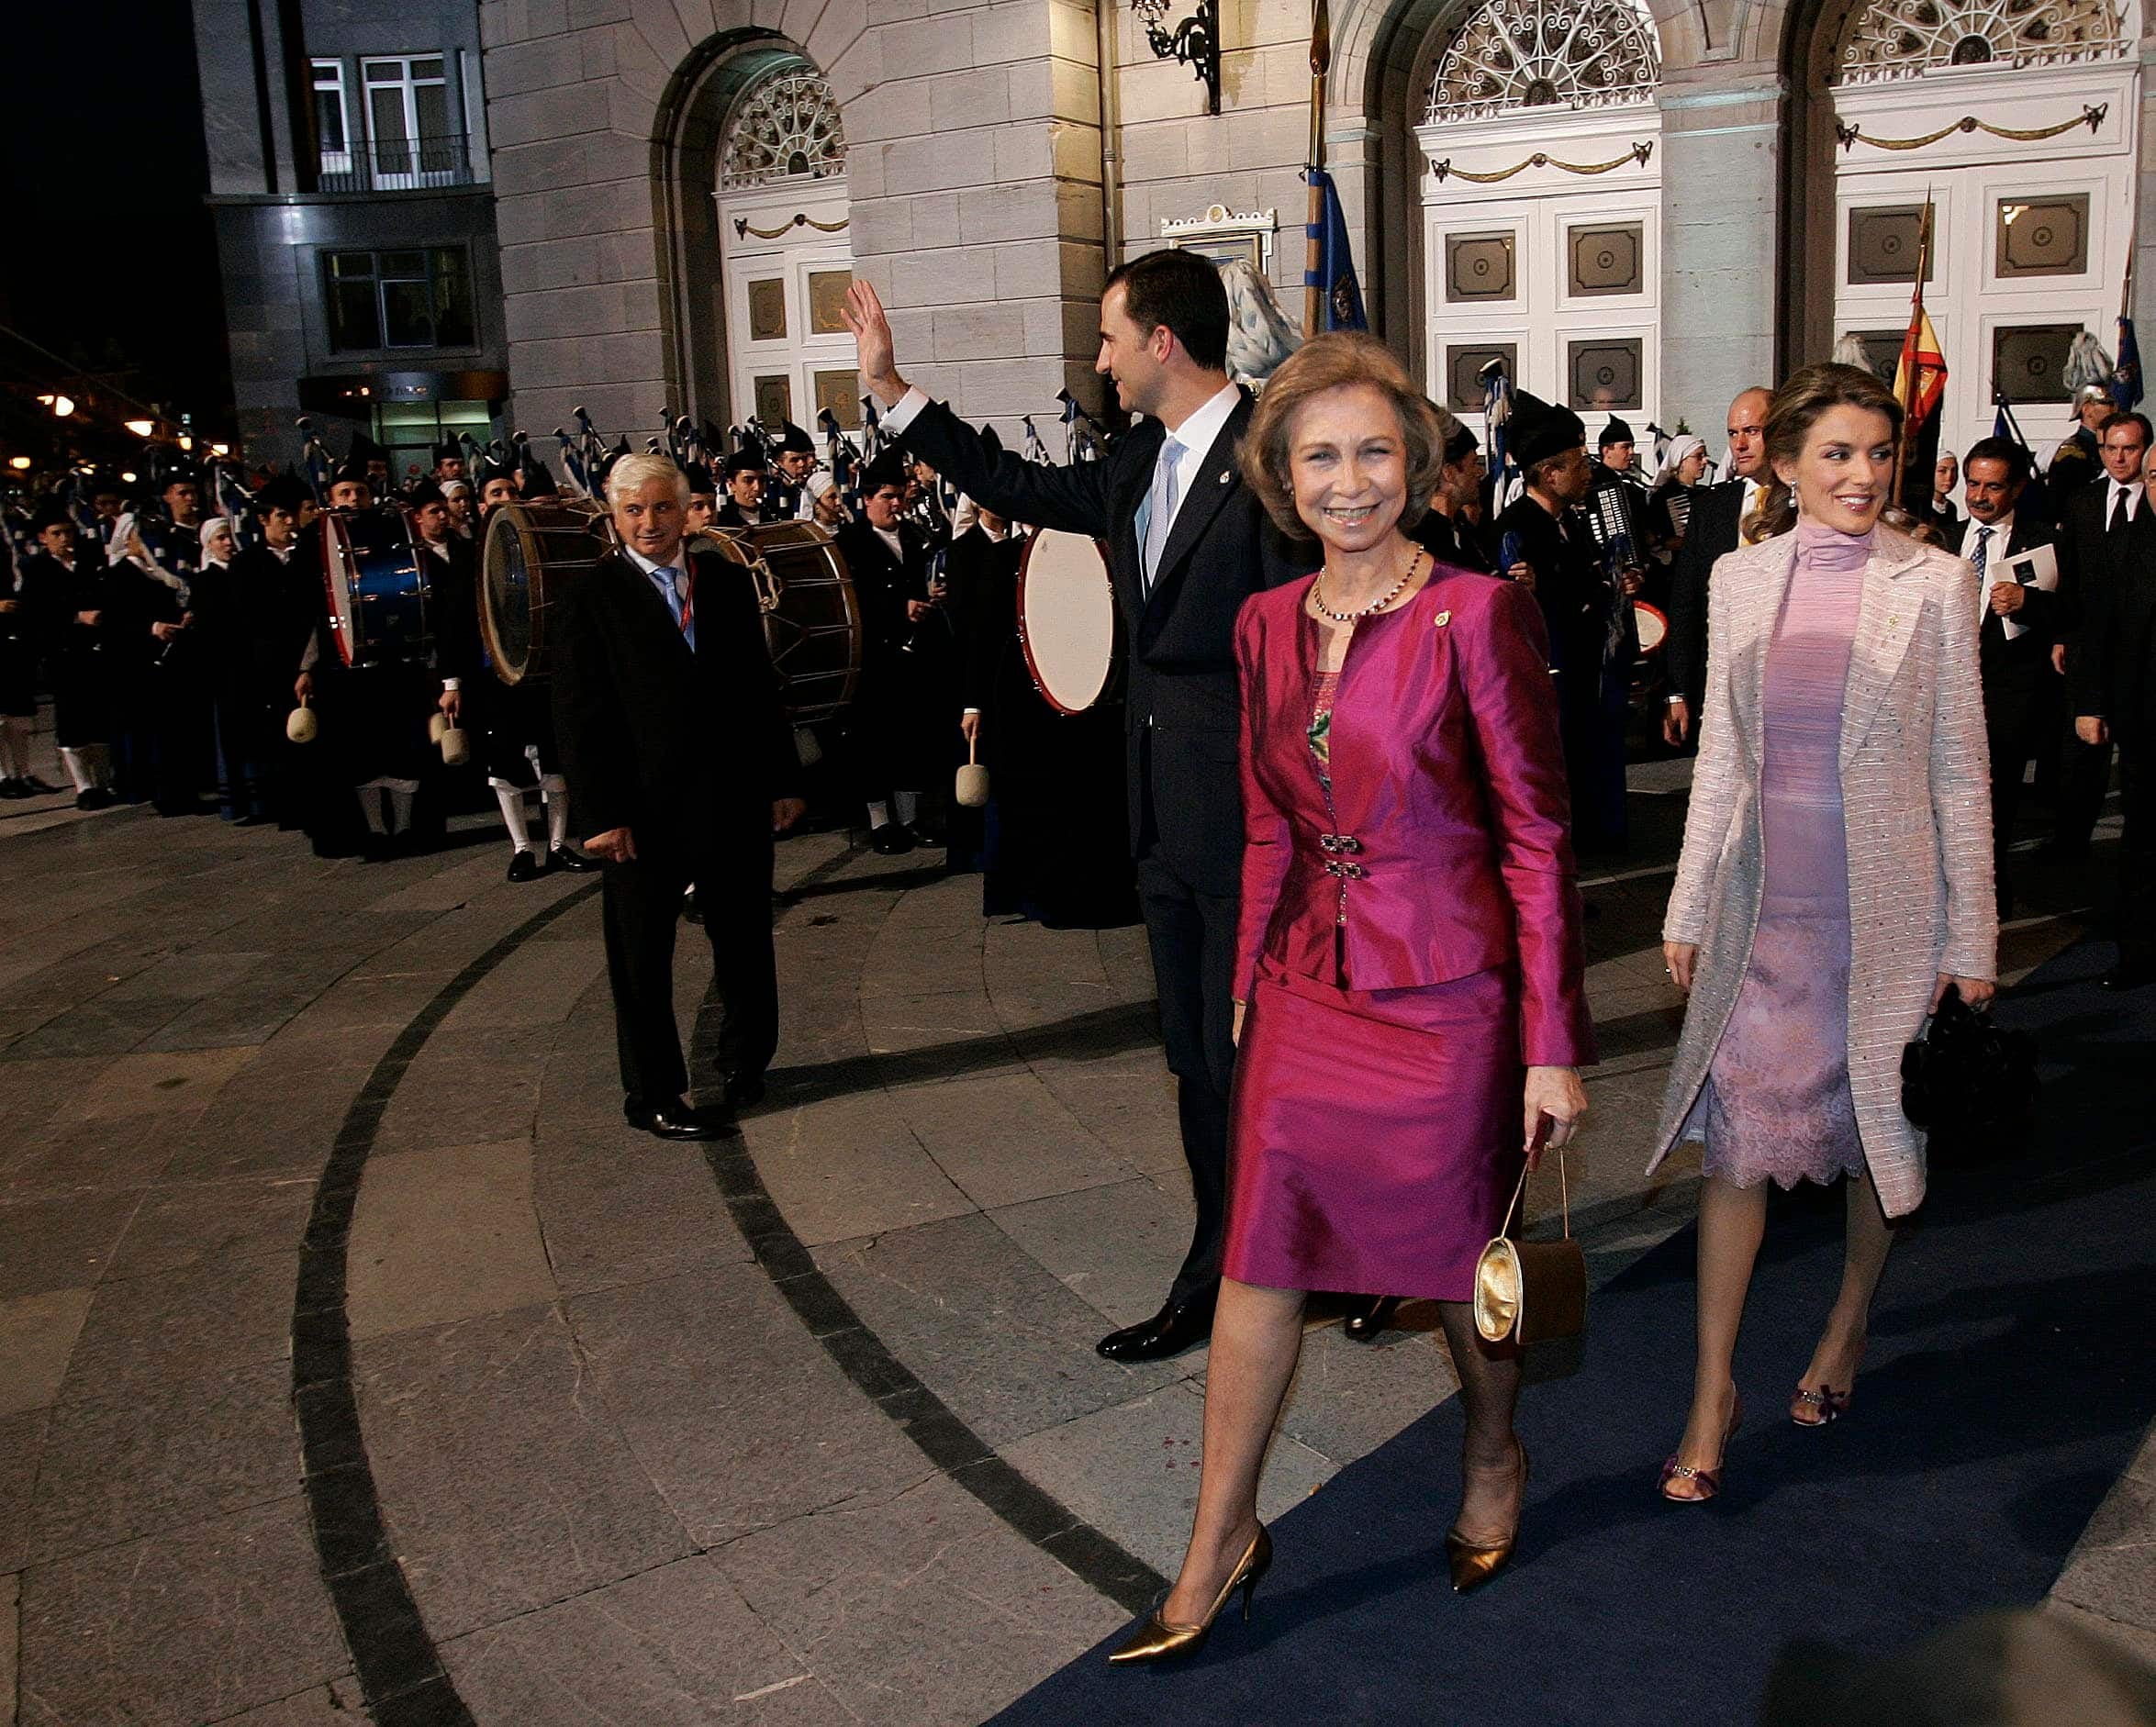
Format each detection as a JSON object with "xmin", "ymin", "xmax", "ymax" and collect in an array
[
  {"xmin": 385, "ymin": 782, "xmax": 416, "ymax": 834},
  {"xmin": 894, "ymin": 789, "xmax": 920, "ymax": 827},
  {"xmin": 0, "ymin": 715, "xmax": 28, "ymax": 778},
  {"xmin": 61, "ymin": 745, "xmax": 95, "ymax": 794},
  {"xmin": 541, "ymin": 774, "xmax": 568, "ymax": 850},
  {"xmin": 866, "ymin": 799, "xmax": 891, "ymax": 829},
  {"xmin": 490, "ymin": 776, "xmax": 533, "ymax": 852},
  {"xmin": 356, "ymin": 784, "xmax": 389, "ymax": 835}
]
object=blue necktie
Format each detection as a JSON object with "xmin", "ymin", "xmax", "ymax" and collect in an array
[{"xmin": 1141, "ymin": 436, "xmax": 1183, "ymax": 591}]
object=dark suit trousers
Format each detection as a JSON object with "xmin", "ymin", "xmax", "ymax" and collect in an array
[
  {"xmin": 2053, "ymin": 725, "xmax": 2115, "ymax": 852},
  {"xmin": 2117, "ymin": 747, "xmax": 2155, "ymax": 966},
  {"xmin": 1135, "ymin": 844, "xmax": 1237, "ymax": 1304},
  {"xmin": 600, "ymin": 828, "xmax": 778, "ymax": 1106}
]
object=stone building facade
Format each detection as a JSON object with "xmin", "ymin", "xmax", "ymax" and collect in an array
[{"xmin": 221, "ymin": 0, "xmax": 2152, "ymax": 465}]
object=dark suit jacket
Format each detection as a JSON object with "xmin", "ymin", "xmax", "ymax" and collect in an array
[
  {"xmin": 833, "ymin": 518, "xmax": 933, "ymax": 665},
  {"xmin": 891, "ymin": 392, "xmax": 1313, "ymax": 892},
  {"xmin": 552, "ymin": 546, "xmax": 800, "ymax": 850},
  {"xmin": 1967, "ymin": 514, "xmax": 2059, "ymax": 721},
  {"xmin": 1410, "ymin": 508, "xmax": 1492, "ymax": 574},
  {"xmin": 2056, "ymin": 475, "xmax": 2138, "ymax": 644},
  {"xmin": 1662, "ymin": 479, "xmax": 1747, "ymax": 715},
  {"xmin": 2069, "ymin": 508, "xmax": 2156, "ymax": 742}
]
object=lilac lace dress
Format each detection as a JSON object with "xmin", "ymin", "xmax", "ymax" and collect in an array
[{"xmin": 1689, "ymin": 521, "xmax": 1870, "ymax": 1188}]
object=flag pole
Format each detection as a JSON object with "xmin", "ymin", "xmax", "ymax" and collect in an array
[
  {"xmin": 1892, "ymin": 195, "xmax": 1936, "ymax": 506},
  {"xmin": 1304, "ymin": 0, "xmax": 1330, "ymax": 338}
]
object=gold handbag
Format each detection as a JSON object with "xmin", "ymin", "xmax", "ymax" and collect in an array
[{"xmin": 1473, "ymin": 1148, "xmax": 1585, "ymax": 1346}]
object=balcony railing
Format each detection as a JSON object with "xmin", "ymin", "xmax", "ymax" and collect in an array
[{"xmin": 316, "ymin": 132, "xmax": 477, "ymax": 194}]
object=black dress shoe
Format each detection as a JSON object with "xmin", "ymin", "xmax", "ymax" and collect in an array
[
  {"xmin": 681, "ymin": 890, "xmax": 703, "ymax": 925},
  {"xmin": 721, "ymin": 1070, "xmax": 766, "ymax": 1109},
  {"xmin": 2102, "ymin": 962, "xmax": 2156, "ymax": 991},
  {"xmin": 507, "ymin": 849, "xmax": 542, "ymax": 882},
  {"xmin": 905, "ymin": 820, "xmax": 945, "ymax": 849},
  {"xmin": 1098, "ymin": 1292, "xmax": 1216, "ymax": 1362},
  {"xmin": 868, "ymin": 822, "xmax": 915, "ymax": 855},
  {"xmin": 0, "ymin": 778, "xmax": 27, "ymax": 800},
  {"xmin": 20, "ymin": 774, "xmax": 59, "ymax": 795},
  {"xmin": 1344, "ymin": 1295, "xmax": 1403, "ymax": 1343},
  {"xmin": 624, "ymin": 1097, "xmax": 727, "ymax": 1140},
  {"xmin": 75, "ymin": 787, "xmax": 115, "ymax": 811},
  {"xmin": 549, "ymin": 845, "xmax": 597, "ymax": 872}
]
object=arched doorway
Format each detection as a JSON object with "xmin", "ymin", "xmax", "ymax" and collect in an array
[
  {"xmin": 714, "ymin": 60, "xmax": 855, "ymax": 437},
  {"xmin": 1409, "ymin": 0, "xmax": 1666, "ymax": 442},
  {"xmin": 1795, "ymin": 0, "xmax": 2139, "ymax": 456},
  {"xmin": 654, "ymin": 40, "xmax": 852, "ymax": 434}
]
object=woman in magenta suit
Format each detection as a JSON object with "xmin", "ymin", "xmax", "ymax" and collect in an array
[{"xmin": 1111, "ymin": 335, "xmax": 1595, "ymax": 1666}]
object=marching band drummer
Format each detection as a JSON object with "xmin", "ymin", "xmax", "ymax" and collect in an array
[
  {"xmin": 475, "ymin": 459, "xmax": 520, "ymax": 514},
  {"xmin": 20, "ymin": 500, "xmax": 117, "ymax": 808},
  {"xmin": 230, "ymin": 474, "xmax": 317, "ymax": 830},
  {"xmin": 427, "ymin": 480, "xmax": 595, "ymax": 883},
  {"xmin": 836, "ymin": 448, "xmax": 941, "ymax": 854}
]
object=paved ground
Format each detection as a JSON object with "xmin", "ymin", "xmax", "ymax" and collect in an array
[{"xmin": 1, "ymin": 737, "xmax": 2150, "ymax": 1725}]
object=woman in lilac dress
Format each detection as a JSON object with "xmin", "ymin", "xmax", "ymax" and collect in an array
[
  {"xmin": 1109, "ymin": 335, "xmax": 1594, "ymax": 1666},
  {"xmin": 1651, "ymin": 364, "xmax": 1997, "ymax": 1500}
]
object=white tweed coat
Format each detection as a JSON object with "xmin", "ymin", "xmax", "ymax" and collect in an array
[{"xmin": 1649, "ymin": 525, "xmax": 1998, "ymax": 1218}]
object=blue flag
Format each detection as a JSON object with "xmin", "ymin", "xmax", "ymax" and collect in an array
[
  {"xmin": 1302, "ymin": 168, "xmax": 1366, "ymax": 333},
  {"xmin": 2115, "ymin": 315, "xmax": 2143, "ymax": 411}
]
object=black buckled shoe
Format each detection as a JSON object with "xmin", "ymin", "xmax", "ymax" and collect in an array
[
  {"xmin": 550, "ymin": 845, "xmax": 597, "ymax": 872},
  {"xmin": 507, "ymin": 849, "xmax": 542, "ymax": 883}
]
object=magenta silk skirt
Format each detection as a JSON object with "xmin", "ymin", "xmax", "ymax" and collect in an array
[{"xmin": 1221, "ymin": 958, "xmax": 1525, "ymax": 1302}]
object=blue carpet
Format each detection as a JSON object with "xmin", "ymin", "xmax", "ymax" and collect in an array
[{"xmin": 992, "ymin": 939, "xmax": 2156, "ymax": 1727}]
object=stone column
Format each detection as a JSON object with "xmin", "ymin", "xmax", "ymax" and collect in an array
[
  {"xmin": 845, "ymin": 0, "xmax": 1109, "ymax": 421},
  {"xmin": 1657, "ymin": 64, "xmax": 1787, "ymax": 431}
]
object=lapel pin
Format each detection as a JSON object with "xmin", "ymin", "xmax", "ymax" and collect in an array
[
  {"xmin": 1218, "ymin": 470, "xmax": 1231, "ymax": 485},
  {"xmin": 1433, "ymin": 610, "xmax": 1451, "ymax": 628}
]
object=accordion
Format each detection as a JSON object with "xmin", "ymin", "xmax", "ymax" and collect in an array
[{"xmin": 1582, "ymin": 475, "xmax": 1645, "ymax": 573}]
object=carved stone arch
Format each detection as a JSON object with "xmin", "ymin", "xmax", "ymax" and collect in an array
[{"xmin": 653, "ymin": 36, "xmax": 813, "ymax": 425}]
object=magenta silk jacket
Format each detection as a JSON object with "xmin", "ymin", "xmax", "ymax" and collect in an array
[{"xmin": 1233, "ymin": 565, "xmax": 1596, "ymax": 1068}]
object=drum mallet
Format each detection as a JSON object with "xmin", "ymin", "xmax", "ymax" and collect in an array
[
  {"xmin": 955, "ymin": 735, "xmax": 989, "ymax": 808},
  {"xmin": 286, "ymin": 697, "xmax": 318, "ymax": 744},
  {"xmin": 440, "ymin": 723, "xmax": 471, "ymax": 767}
]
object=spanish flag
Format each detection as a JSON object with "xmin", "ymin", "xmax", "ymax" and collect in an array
[
  {"xmin": 1893, "ymin": 202, "xmax": 1948, "ymax": 431},
  {"xmin": 1893, "ymin": 305, "xmax": 1949, "ymax": 431}
]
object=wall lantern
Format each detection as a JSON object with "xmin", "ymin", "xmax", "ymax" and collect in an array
[{"xmin": 1134, "ymin": 0, "xmax": 1221, "ymax": 115}]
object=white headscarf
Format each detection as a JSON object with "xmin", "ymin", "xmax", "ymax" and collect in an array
[
  {"xmin": 1649, "ymin": 434, "xmax": 1707, "ymax": 492},
  {"xmin": 199, "ymin": 516, "xmax": 236, "ymax": 568}
]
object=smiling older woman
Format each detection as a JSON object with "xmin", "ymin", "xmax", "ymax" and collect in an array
[
  {"xmin": 1650, "ymin": 362, "xmax": 1995, "ymax": 1503},
  {"xmin": 1107, "ymin": 333, "xmax": 1596, "ymax": 1667}
]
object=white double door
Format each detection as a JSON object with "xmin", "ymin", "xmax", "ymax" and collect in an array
[{"xmin": 716, "ymin": 184, "xmax": 857, "ymax": 436}]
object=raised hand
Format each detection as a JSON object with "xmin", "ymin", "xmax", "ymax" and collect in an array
[{"xmin": 843, "ymin": 281, "xmax": 908, "ymax": 407}]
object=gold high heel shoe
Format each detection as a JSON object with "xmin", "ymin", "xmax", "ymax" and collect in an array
[
  {"xmin": 1445, "ymin": 1440, "xmax": 1529, "ymax": 1594},
  {"xmin": 1106, "ymin": 1525, "xmax": 1272, "ymax": 1666}
]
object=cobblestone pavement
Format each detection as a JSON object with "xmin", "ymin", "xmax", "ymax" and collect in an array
[{"xmin": 1, "ymin": 761, "xmax": 2149, "ymax": 1725}]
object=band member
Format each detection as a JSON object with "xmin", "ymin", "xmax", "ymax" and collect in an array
[
  {"xmin": 836, "ymin": 449, "xmax": 941, "ymax": 852},
  {"xmin": 441, "ymin": 479, "xmax": 475, "ymax": 537},
  {"xmin": 682, "ymin": 462, "xmax": 718, "ymax": 536},
  {"xmin": 553, "ymin": 453, "xmax": 805, "ymax": 1137},
  {"xmin": 767, "ymin": 423, "xmax": 819, "ymax": 520},
  {"xmin": 1410, "ymin": 422, "xmax": 1492, "ymax": 574},
  {"xmin": 847, "ymin": 251, "xmax": 1312, "ymax": 1361},
  {"xmin": 433, "ymin": 442, "xmax": 466, "ymax": 485},
  {"xmin": 327, "ymin": 462, "xmax": 374, "ymax": 511},
  {"xmin": 715, "ymin": 450, "xmax": 767, "ymax": 529},
  {"xmin": 20, "ymin": 502, "xmax": 117, "ymax": 807},
  {"xmin": 1489, "ymin": 395, "xmax": 1633, "ymax": 851},
  {"xmin": 475, "ymin": 462, "xmax": 519, "ymax": 513},
  {"xmin": 0, "ymin": 528, "xmax": 47, "ymax": 797},
  {"xmin": 230, "ymin": 475, "xmax": 317, "ymax": 828}
]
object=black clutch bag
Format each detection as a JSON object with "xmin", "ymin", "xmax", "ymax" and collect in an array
[{"xmin": 1899, "ymin": 985, "xmax": 2039, "ymax": 1151}]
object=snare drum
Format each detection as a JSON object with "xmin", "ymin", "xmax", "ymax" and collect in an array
[
  {"xmin": 701, "ymin": 520, "xmax": 862, "ymax": 723},
  {"xmin": 1016, "ymin": 529, "xmax": 1117, "ymax": 715},
  {"xmin": 479, "ymin": 499, "xmax": 617, "ymax": 685},
  {"xmin": 319, "ymin": 507, "xmax": 430, "ymax": 669}
]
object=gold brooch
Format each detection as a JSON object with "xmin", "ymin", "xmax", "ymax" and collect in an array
[{"xmin": 1433, "ymin": 610, "xmax": 1452, "ymax": 628}]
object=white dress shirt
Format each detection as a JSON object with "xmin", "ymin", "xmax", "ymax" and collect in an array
[
  {"xmin": 880, "ymin": 379, "xmax": 1242, "ymax": 563},
  {"xmin": 2104, "ymin": 475, "xmax": 2143, "ymax": 528},
  {"xmin": 1960, "ymin": 514, "xmax": 2010, "ymax": 628}
]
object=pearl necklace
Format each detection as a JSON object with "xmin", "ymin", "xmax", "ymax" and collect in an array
[{"xmin": 1312, "ymin": 550, "xmax": 1424, "ymax": 623}]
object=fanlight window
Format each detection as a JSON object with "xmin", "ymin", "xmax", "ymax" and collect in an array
[
  {"xmin": 720, "ymin": 66, "xmax": 846, "ymax": 190},
  {"xmin": 1424, "ymin": 0, "xmax": 1661, "ymax": 123},
  {"xmin": 1828, "ymin": 0, "xmax": 2126, "ymax": 84}
]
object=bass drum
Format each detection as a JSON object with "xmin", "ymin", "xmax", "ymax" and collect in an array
[
  {"xmin": 699, "ymin": 520, "xmax": 862, "ymax": 723},
  {"xmin": 479, "ymin": 499, "xmax": 617, "ymax": 685},
  {"xmin": 1016, "ymin": 529, "xmax": 1118, "ymax": 714},
  {"xmin": 320, "ymin": 507, "xmax": 430, "ymax": 668}
]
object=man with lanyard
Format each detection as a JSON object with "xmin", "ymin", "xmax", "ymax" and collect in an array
[{"xmin": 553, "ymin": 453, "xmax": 805, "ymax": 1134}]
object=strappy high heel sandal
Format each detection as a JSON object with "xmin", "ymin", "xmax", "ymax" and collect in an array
[
  {"xmin": 1659, "ymin": 1394, "xmax": 1743, "ymax": 1503},
  {"xmin": 1791, "ymin": 1384, "xmax": 1851, "ymax": 1426}
]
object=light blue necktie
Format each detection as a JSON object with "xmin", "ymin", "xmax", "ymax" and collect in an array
[{"xmin": 1141, "ymin": 435, "xmax": 1184, "ymax": 591}]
